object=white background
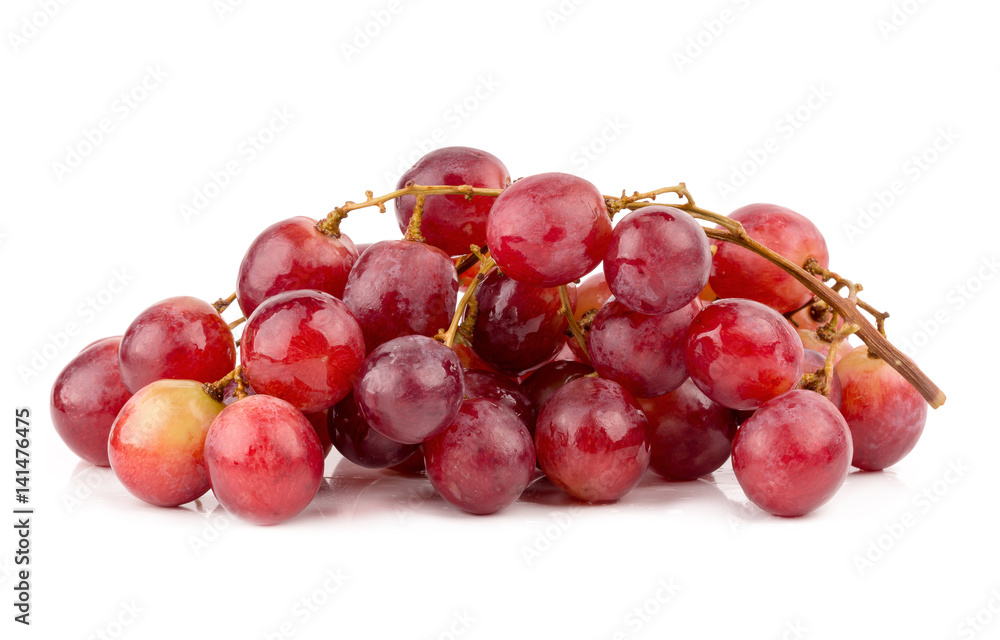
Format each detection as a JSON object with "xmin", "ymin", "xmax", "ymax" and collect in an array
[{"xmin": 2, "ymin": 1, "xmax": 998, "ymax": 638}]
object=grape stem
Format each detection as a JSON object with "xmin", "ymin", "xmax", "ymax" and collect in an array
[
  {"xmin": 213, "ymin": 293, "xmax": 237, "ymax": 314},
  {"xmin": 559, "ymin": 285, "xmax": 589, "ymax": 360},
  {"xmin": 203, "ymin": 369, "xmax": 236, "ymax": 401},
  {"xmin": 323, "ymin": 181, "xmax": 946, "ymax": 408},
  {"xmin": 228, "ymin": 317, "xmax": 246, "ymax": 331},
  {"xmin": 800, "ymin": 323, "xmax": 859, "ymax": 399},
  {"xmin": 440, "ymin": 254, "xmax": 496, "ymax": 348}
]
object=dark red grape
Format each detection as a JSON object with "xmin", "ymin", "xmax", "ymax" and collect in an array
[
  {"xmin": 236, "ymin": 216, "xmax": 359, "ymax": 317},
  {"xmin": 800, "ymin": 348, "xmax": 843, "ymax": 408},
  {"xmin": 118, "ymin": 296, "xmax": 236, "ymax": 393},
  {"xmin": 836, "ymin": 346, "xmax": 927, "ymax": 471},
  {"xmin": 51, "ymin": 337, "xmax": 131, "ymax": 466},
  {"xmin": 639, "ymin": 379, "xmax": 739, "ymax": 481},
  {"xmin": 342, "ymin": 240, "xmax": 458, "ymax": 353},
  {"xmin": 304, "ymin": 410, "xmax": 333, "ymax": 458},
  {"xmin": 486, "ymin": 172, "xmax": 612, "ymax": 286},
  {"xmin": 463, "ymin": 369, "xmax": 536, "ymax": 434},
  {"xmin": 241, "ymin": 290, "xmax": 365, "ymax": 413},
  {"xmin": 205, "ymin": 394, "xmax": 324, "ymax": 525},
  {"xmin": 710, "ymin": 203, "xmax": 829, "ymax": 313},
  {"xmin": 424, "ymin": 398, "xmax": 535, "ymax": 515},
  {"xmin": 535, "ymin": 377, "xmax": 651, "ymax": 503},
  {"xmin": 354, "ymin": 335, "xmax": 465, "ymax": 444},
  {"xmin": 328, "ymin": 392, "xmax": 418, "ymax": 468},
  {"xmin": 108, "ymin": 379, "xmax": 224, "ymax": 507},
  {"xmin": 684, "ymin": 299, "xmax": 803, "ymax": 410},
  {"xmin": 388, "ymin": 448, "xmax": 426, "ymax": 475},
  {"xmin": 394, "ymin": 146, "xmax": 511, "ymax": 256},
  {"xmin": 589, "ymin": 297, "xmax": 701, "ymax": 398},
  {"xmin": 603, "ymin": 205, "xmax": 711, "ymax": 315},
  {"xmin": 471, "ymin": 269, "xmax": 574, "ymax": 374},
  {"xmin": 732, "ymin": 389, "xmax": 852, "ymax": 517},
  {"xmin": 520, "ymin": 360, "xmax": 594, "ymax": 418}
]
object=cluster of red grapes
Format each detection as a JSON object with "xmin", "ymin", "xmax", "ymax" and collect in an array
[{"xmin": 50, "ymin": 146, "xmax": 932, "ymax": 525}]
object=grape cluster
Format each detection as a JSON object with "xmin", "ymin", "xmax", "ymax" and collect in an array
[{"xmin": 50, "ymin": 146, "xmax": 933, "ymax": 524}]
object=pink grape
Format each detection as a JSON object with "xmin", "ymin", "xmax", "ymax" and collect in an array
[
  {"xmin": 710, "ymin": 203, "xmax": 829, "ymax": 313},
  {"xmin": 732, "ymin": 389, "xmax": 852, "ymax": 517},
  {"xmin": 684, "ymin": 298, "xmax": 804, "ymax": 410},
  {"xmin": 603, "ymin": 205, "xmax": 712, "ymax": 315},
  {"xmin": 486, "ymin": 172, "xmax": 612, "ymax": 286},
  {"xmin": 836, "ymin": 346, "xmax": 927, "ymax": 471},
  {"xmin": 535, "ymin": 377, "xmax": 651, "ymax": 503}
]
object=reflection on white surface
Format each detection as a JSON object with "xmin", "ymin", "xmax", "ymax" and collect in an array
[{"xmin": 62, "ymin": 452, "xmax": 913, "ymax": 528}]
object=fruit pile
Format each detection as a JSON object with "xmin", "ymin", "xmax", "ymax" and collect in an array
[{"xmin": 50, "ymin": 146, "xmax": 944, "ymax": 525}]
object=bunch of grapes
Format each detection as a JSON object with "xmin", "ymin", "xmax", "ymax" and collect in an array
[{"xmin": 50, "ymin": 146, "xmax": 943, "ymax": 525}]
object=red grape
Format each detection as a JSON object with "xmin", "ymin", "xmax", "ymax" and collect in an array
[
  {"xmin": 471, "ymin": 269, "xmax": 574, "ymax": 374},
  {"xmin": 108, "ymin": 379, "xmax": 224, "ymax": 507},
  {"xmin": 639, "ymin": 379, "xmax": 739, "ymax": 481},
  {"xmin": 684, "ymin": 298, "xmax": 804, "ymax": 410},
  {"xmin": 589, "ymin": 297, "xmax": 702, "ymax": 398},
  {"xmin": 118, "ymin": 296, "xmax": 236, "ymax": 393},
  {"xmin": 343, "ymin": 240, "xmax": 458, "ymax": 353},
  {"xmin": 732, "ymin": 389, "xmax": 852, "ymax": 517},
  {"xmin": 236, "ymin": 216, "xmax": 359, "ymax": 317},
  {"xmin": 424, "ymin": 398, "xmax": 535, "ymax": 515},
  {"xmin": 603, "ymin": 205, "xmax": 711, "ymax": 315},
  {"xmin": 328, "ymin": 392, "xmax": 418, "ymax": 468},
  {"xmin": 354, "ymin": 335, "xmax": 465, "ymax": 444},
  {"xmin": 486, "ymin": 172, "xmax": 612, "ymax": 286},
  {"xmin": 710, "ymin": 204, "xmax": 829, "ymax": 312},
  {"xmin": 836, "ymin": 346, "xmax": 927, "ymax": 471},
  {"xmin": 535, "ymin": 377, "xmax": 651, "ymax": 503},
  {"xmin": 51, "ymin": 337, "xmax": 131, "ymax": 466},
  {"xmin": 395, "ymin": 146, "xmax": 511, "ymax": 256},
  {"xmin": 205, "ymin": 394, "xmax": 324, "ymax": 525},
  {"xmin": 241, "ymin": 289, "xmax": 365, "ymax": 413}
]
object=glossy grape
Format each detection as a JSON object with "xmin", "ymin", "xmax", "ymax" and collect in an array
[
  {"xmin": 241, "ymin": 290, "xmax": 365, "ymax": 413},
  {"xmin": 836, "ymin": 346, "xmax": 927, "ymax": 471},
  {"xmin": 589, "ymin": 297, "xmax": 701, "ymax": 398},
  {"xmin": 732, "ymin": 389, "xmax": 852, "ymax": 517},
  {"xmin": 51, "ymin": 337, "xmax": 131, "ymax": 466},
  {"xmin": 108, "ymin": 379, "xmax": 224, "ymax": 507},
  {"xmin": 118, "ymin": 296, "xmax": 236, "ymax": 393},
  {"xmin": 471, "ymin": 269, "xmax": 573, "ymax": 374},
  {"xmin": 486, "ymin": 172, "xmax": 612, "ymax": 286},
  {"xmin": 684, "ymin": 299, "xmax": 804, "ymax": 410},
  {"xmin": 328, "ymin": 392, "xmax": 418, "ymax": 468},
  {"xmin": 424, "ymin": 398, "xmax": 535, "ymax": 515},
  {"xmin": 604, "ymin": 205, "xmax": 712, "ymax": 315},
  {"xmin": 395, "ymin": 146, "xmax": 511, "ymax": 256},
  {"xmin": 343, "ymin": 240, "xmax": 458, "ymax": 353},
  {"xmin": 236, "ymin": 216, "xmax": 359, "ymax": 317},
  {"xmin": 205, "ymin": 394, "xmax": 324, "ymax": 525},
  {"xmin": 639, "ymin": 379, "xmax": 739, "ymax": 482},
  {"xmin": 535, "ymin": 377, "xmax": 651, "ymax": 503},
  {"xmin": 354, "ymin": 335, "xmax": 465, "ymax": 444},
  {"xmin": 710, "ymin": 204, "xmax": 830, "ymax": 313}
]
